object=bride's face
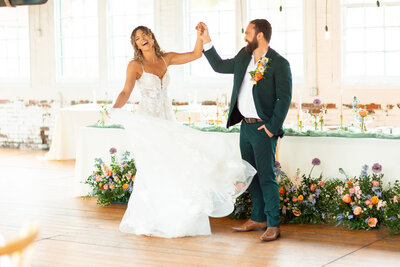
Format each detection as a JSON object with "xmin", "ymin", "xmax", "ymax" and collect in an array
[{"xmin": 134, "ymin": 29, "xmax": 154, "ymax": 52}]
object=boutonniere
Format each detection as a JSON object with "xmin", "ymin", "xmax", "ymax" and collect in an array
[{"xmin": 249, "ymin": 57, "xmax": 271, "ymax": 85}]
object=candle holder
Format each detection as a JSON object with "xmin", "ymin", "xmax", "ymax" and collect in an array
[
  {"xmin": 297, "ymin": 114, "xmax": 300, "ymax": 131},
  {"xmin": 300, "ymin": 120, "xmax": 303, "ymax": 132},
  {"xmin": 188, "ymin": 116, "xmax": 191, "ymax": 126},
  {"xmin": 340, "ymin": 115, "xmax": 343, "ymax": 131}
]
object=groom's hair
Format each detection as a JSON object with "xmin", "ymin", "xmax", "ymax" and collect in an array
[{"xmin": 250, "ymin": 19, "xmax": 272, "ymax": 43}]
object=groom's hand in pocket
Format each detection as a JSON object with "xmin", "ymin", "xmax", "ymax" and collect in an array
[{"xmin": 258, "ymin": 124, "xmax": 274, "ymax": 138}]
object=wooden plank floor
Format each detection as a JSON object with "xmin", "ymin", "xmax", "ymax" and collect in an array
[{"xmin": 1, "ymin": 149, "xmax": 399, "ymax": 267}]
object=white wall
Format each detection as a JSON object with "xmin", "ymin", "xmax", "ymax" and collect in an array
[{"xmin": 0, "ymin": 0, "xmax": 399, "ymax": 105}]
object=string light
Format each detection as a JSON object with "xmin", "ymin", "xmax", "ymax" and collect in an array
[{"xmin": 325, "ymin": 0, "xmax": 330, "ymax": 39}]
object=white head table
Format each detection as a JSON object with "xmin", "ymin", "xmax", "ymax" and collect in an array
[{"xmin": 74, "ymin": 126, "xmax": 400, "ymax": 196}]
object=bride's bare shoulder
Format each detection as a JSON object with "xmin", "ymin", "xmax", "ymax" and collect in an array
[{"xmin": 127, "ymin": 60, "xmax": 143, "ymax": 79}]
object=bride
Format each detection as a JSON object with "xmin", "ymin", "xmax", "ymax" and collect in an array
[{"xmin": 110, "ymin": 25, "xmax": 255, "ymax": 238}]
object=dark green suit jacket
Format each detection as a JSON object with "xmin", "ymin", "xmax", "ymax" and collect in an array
[{"xmin": 204, "ymin": 46, "xmax": 292, "ymax": 137}]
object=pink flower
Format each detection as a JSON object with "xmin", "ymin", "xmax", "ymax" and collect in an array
[
  {"xmin": 349, "ymin": 188, "xmax": 356, "ymax": 194},
  {"xmin": 372, "ymin": 180, "xmax": 379, "ymax": 187},
  {"xmin": 103, "ymin": 184, "xmax": 109, "ymax": 190},
  {"xmin": 292, "ymin": 197, "xmax": 298, "ymax": 202},
  {"xmin": 394, "ymin": 195, "xmax": 398, "ymax": 203},
  {"xmin": 365, "ymin": 200, "xmax": 371, "ymax": 205},
  {"xmin": 310, "ymin": 184, "xmax": 317, "ymax": 192},
  {"xmin": 319, "ymin": 181, "xmax": 325, "ymax": 187}
]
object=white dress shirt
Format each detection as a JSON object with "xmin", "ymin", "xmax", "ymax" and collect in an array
[{"xmin": 204, "ymin": 42, "xmax": 261, "ymax": 119}]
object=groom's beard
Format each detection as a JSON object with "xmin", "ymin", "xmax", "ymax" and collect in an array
[{"xmin": 245, "ymin": 37, "xmax": 258, "ymax": 52}]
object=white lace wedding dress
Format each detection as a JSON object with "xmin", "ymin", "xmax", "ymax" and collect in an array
[{"xmin": 110, "ymin": 59, "xmax": 255, "ymax": 238}]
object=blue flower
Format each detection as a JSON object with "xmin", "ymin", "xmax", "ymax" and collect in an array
[
  {"xmin": 389, "ymin": 216, "xmax": 396, "ymax": 221},
  {"xmin": 337, "ymin": 214, "xmax": 344, "ymax": 220},
  {"xmin": 315, "ymin": 188, "xmax": 321, "ymax": 197},
  {"xmin": 365, "ymin": 217, "xmax": 370, "ymax": 224},
  {"xmin": 282, "ymin": 208, "xmax": 287, "ymax": 214},
  {"xmin": 289, "ymin": 185, "xmax": 296, "ymax": 192},
  {"xmin": 348, "ymin": 215, "xmax": 354, "ymax": 220}
]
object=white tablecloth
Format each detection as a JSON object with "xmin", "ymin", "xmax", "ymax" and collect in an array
[
  {"xmin": 44, "ymin": 104, "xmax": 102, "ymax": 160},
  {"xmin": 74, "ymin": 128, "xmax": 400, "ymax": 196}
]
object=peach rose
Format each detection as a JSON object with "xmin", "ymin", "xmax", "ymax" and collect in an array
[
  {"xmin": 293, "ymin": 210, "xmax": 301, "ymax": 217},
  {"xmin": 394, "ymin": 195, "xmax": 398, "ymax": 203},
  {"xmin": 110, "ymin": 184, "xmax": 116, "ymax": 190},
  {"xmin": 353, "ymin": 206, "xmax": 362, "ymax": 216},
  {"xmin": 359, "ymin": 109, "xmax": 367, "ymax": 117},
  {"xmin": 365, "ymin": 200, "xmax": 371, "ymax": 205},
  {"xmin": 319, "ymin": 181, "xmax": 325, "ymax": 187},
  {"xmin": 103, "ymin": 184, "xmax": 109, "ymax": 190},
  {"xmin": 292, "ymin": 197, "xmax": 298, "ymax": 202},
  {"xmin": 368, "ymin": 217, "xmax": 378, "ymax": 227},
  {"xmin": 254, "ymin": 72, "xmax": 263, "ymax": 82},
  {"xmin": 310, "ymin": 184, "xmax": 317, "ymax": 192},
  {"xmin": 349, "ymin": 188, "xmax": 355, "ymax": 194},
  {"xmin": 371, "ymin": 196, "xmax": 379, "ymax": 205},
  {"xmin": 372, "ymin": 180, "xmax": 379, "ymax": 187},
  {"xmin": 279, "ymin": 187, "xmax": 286, "ymax": 195},
  {"xmin": 342, "ymin": 194, "xmax": 351, "ymax": 203}
]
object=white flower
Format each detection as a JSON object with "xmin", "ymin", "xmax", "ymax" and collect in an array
[
  {"xmin": 377, "ymin": 200, "xmax": 387, "ymax": 210},
  {"xmin": 257, "ymin": 65, "xmax": 265, "ymax": 73},
  {"xmin": 261, "ymin": 57, "xmax": 269, "ymax": 63}
]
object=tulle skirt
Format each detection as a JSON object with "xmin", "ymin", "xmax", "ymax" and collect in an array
[{"xmin": 110, "ymin": 109, "xmax": 255, "ymax": 238}]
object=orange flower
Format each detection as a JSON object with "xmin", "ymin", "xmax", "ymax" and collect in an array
[
  {"xmin": 371, "ymin": 196, "xmax": 379, "ymax": 205},
  {"xmin": 95, "ymin": 176, "xmax": 102, "ymax": 182},
  {"xmin": 359, "ymin": 109, "xmax": 367, "ymax": 117},
  {"xmin": 293, "ymin": 210, "xmax": 301, "ymax": 217},
  {"xmin": 122, "ymin": 183, "xmax": 129, "ymax": 190},
  {"xmin": 310, "ymin": 184, "xmax": 317, "ymax": 192},
  {"xmin": 279, "ymin": 187, "xmax": 286, "ymax": 195},
  {"xmin": 254, "ymin": 72, "xmax": 263, "ymax": 82},
  {"xmin": 107, "ymin": 170, "xmax": 113, "ymax": 176},
  {"xmin": 257, "ymin": 62, "xmax": 264, "ymax": 69},
  {"xmin": 342, "ymin": 194, "xmax": 351, "ymax": 203},
  {"xmin": 368, "ymin": 217, "xmax": 378, "ymax": 227},
  {"xmin": 346, "ymin": 180, "xmax": 353, "ymax": 188},
  {"xmin": 131, "ymin": 175, "xmax": 135, "ymax": 181},
  {"xmin": 110, "ymin": 184, "xmax": 116, "ymax": 190},
  {"xmin": 298, "ymin": 195, "xmax": 304, "ymax": 201},
  {"xmin": 353, "ymin": 206, "xmax": 362, "ymax": 216}
]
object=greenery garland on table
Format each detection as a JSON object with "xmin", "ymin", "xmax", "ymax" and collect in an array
[{"xmin": 231, "ymin": 159, "xmax": 400, "ymax": 233}]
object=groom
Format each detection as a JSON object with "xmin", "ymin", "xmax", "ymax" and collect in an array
[{"xmin": 198, "ymin": 19, "xmax": 292, "ymax": 241}]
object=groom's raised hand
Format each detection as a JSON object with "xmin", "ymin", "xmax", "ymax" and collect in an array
[{"xmin": 196, "ymin": 22, "xmax": 211, "ymax": 44}]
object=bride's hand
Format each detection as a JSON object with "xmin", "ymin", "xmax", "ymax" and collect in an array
[{"xmin": 196, "ymin": 22, "xmax": 211, "ymax": 43}]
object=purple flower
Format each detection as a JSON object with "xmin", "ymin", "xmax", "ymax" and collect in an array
[
  {"xmin": 109, "ymin": 147, "xmax": 117, "ymax": 154},
  {"xmin": 274, "ymin": 161, "xmax": 281, "ymax": 168},
  {"xmin": 348, "ymin": 215, "xmax": 354, "ymax": 220},
  {"xmin": 313, "ymin": 98, "xmax": 322, "ymax": 105},
  {"xmin": 312, "ymin": 158, "xmax": 321, "ymax": 166},
  {"xmin": 389, "ymin": 216, "xmax": 396, "ymax": 221},
  {"xmin": 371, "ymin": 163, "xmax": 382, "ymax": 174}
]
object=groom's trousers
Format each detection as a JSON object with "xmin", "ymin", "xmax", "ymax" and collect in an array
[{"xmin": 240, "ymin": 119, "xmax": 280, "ymax": 227}]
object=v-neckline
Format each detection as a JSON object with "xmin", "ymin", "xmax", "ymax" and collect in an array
[{"xmin": 143, "ymin": 69, "xmax": 168, "ymax": 81}]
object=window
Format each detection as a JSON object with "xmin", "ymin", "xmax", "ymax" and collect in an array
[
  {"xmin": 248, "ymin": 0, "xmax": 305, "ymax": 82},
  {"xmin": 107, "ymin": 0, "xmax": 154, "ymax": 81},
  {"xmin": 342, "ymin": 0, "xmax": 400, "ymax": 84},
  {"xmin": 54, "ymin": 0, "xmax": 98, "ymax": 81},
  {"xmin": 0, "ymin": 7, "xmax": 30, "ymax": 82},
  {"xmin": 184, "ymin": 0, "xmax": 236, "ymax": 79}
]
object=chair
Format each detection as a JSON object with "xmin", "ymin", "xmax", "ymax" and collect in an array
[{"xmin": 0, "ymin": 223, "xmax": 39, "ymax": 267}]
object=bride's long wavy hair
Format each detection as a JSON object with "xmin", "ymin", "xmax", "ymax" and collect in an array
[{"xmin": 130, "ymin": 26, "xmax": 165, "ymax": 63}]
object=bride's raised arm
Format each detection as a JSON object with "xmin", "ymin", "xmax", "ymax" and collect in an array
[
  {"xmin": 113, "ymin": 60, "xmax": 141, "ymax": 108},
  {"xmin": 163, "ymin": 27, "xmax": 203, "ymax": 66}
]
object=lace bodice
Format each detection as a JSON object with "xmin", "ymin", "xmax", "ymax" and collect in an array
[{"xmin": 135, "ymin": 57, "xmax": 175, "ymax": 121}]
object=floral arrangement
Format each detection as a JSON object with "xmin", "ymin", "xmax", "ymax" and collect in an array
[
  {"xmin": 249, "ymin": 57, "xmax": 271, "ymax": 85},
  {"xmin": 85, "ymin": 148, "xmax": 136, "ymax": 206},
  {"xmin": 307, "ymin": 98, "xmax": 327, "ymax": 130},
  {"xmin": 97, "ymin": 104, "xmax": 109, "ymax": 126},
  {"xmin": 352, "ymin": 96, "xmax": 369, "ymax": 132},
  {"xmin": 384, "ymin": 180, "xmax": 400, "ymax": 233},
  {"xmin": 231, "ymin": 160, "xmax": 400, "ymax": 233},
  {"xmin": 333, "ymin": 163, "xmax": 386, "ymax": 230}
]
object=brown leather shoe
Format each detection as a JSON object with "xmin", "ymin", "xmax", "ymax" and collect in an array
[
  {"xmin": 232, "ymin": 219, "xmax": 267, "ymax": 232},
  {"xmin": 260, "ymin": 227, "xmax": 280, "ymax": 241}
]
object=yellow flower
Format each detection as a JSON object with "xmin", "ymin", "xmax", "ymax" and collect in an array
[
  {"xmin": 122, "ymin": 184, "xmax": 129, "ymax": 190},
  {"xmin": 371, "ymin": 196, "xmax": 379, "ymax": 205},
  {"xmin": 298, "ymin": 195, "xmax": 304, "ymax": 201}
]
